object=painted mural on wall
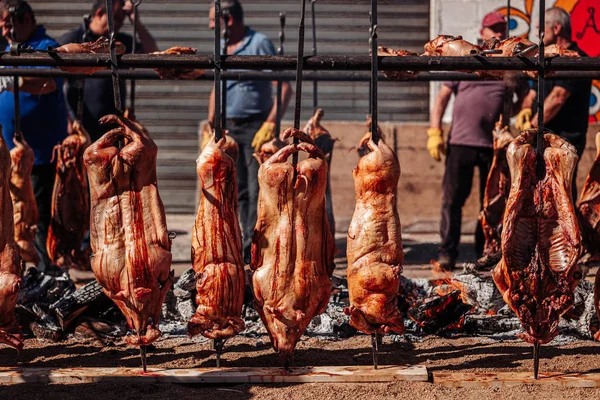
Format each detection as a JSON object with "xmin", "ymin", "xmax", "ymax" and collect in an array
[{"xmin": 496, "ymin": 0, "xmax": 599, "ymax": 122}]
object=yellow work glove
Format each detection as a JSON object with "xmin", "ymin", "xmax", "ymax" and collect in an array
[
  {"xmin": 427, "ymin": 128, "xmax": 446, "ymax": 162},
  {"xmin": 515, "ymin": 108, "xmax": 532, "ymax": 131},
  {"xmin": 251, "ymin": 121, "xmax": 276, "ymax": 152}
]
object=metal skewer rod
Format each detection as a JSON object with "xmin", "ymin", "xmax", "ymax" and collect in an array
[
  {"xmin": 76, "ymin": 14, "xmax": 92, "ymax": 122},
  {"xmin": 506, "ymin": 0, "xmax": 511, "ymax": 39},
  {"xmin": 105, "ymin": 0, "xmax": 122, "ymax": 114},
  {"xmin": 291, "ymin": 0, "xmax": 307, "ymax": 167},
  {"xmin": 275, "ymin": 12, "xmax": 286, "ymax": 138},
  {"xmin": 533, "ymin": 342, "xmax": 540, "ymax": 380},
  {"xmin": 370, "ymin": 0, "xmax": 379, "ymax": 144},
  {"xmin": 9, "ymin": 7, "xmax": 21, "ymax": 137},
  {"xmin": 129, "ymin": 0, "xmax": 142, "ymax": 114},
  {"xmin": 213, "ymin": 0, "xmax": 222, "ymax": 141},
  {"xmin": 371, "ymin": 334, "xmax": 379, "ymax": 369},
  {"xmin": 311, "ymin": 0, "xmax": 317, "ymax": 111},
  {"xmin": 536, "ymin": 0, "xmax": 545, "ymax": 176},
  {"xmin": 214, "ymin": 338, "xmax": 225, "ymax": 368},
  {"xmin": 140, "ymin": 345, "xmax": 147, "ymax": 372},
  {"xmin": 221, "ymin": 9, "xmax": 229, "ymax": 131}
]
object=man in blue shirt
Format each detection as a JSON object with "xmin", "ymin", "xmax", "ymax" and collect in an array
[
  {"xmin": 207, "ymin": 0, "xmax": 293, "ymax": 263},
  {"xmin": 0, "ymin": 0, "xmax": 68, "ymax": 273}
]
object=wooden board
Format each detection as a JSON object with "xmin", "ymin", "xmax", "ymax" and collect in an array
[
  {"xmin": 434, "ymin": 372, "xmax": 600, "ymax": 388},
  {"xmin": 0, "ymin": 365, "xmax": 428, "ymax": 384}
]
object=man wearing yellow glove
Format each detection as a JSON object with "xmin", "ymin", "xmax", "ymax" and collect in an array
[
  {"xmin": 427, "ymin": 11, "xmax": 528, "ymax": 271},
  {"xmin": 207, "ymin": 0, "xmax": 292, "ymax": 263}
]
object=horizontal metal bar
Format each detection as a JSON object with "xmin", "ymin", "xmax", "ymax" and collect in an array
[
  {"xmin": 2, "ymin": 53, "xmax": 600, "ymax": 71},
  {"xmin": 2, "ymin": 68, "xmax": 598, "ymax": 82}
]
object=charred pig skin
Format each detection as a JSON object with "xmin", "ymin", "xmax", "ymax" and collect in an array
[
  {"xmin": 493, "ymin": 129, "xmax": 581, "ymax": 345},
  {"xmin": 84, "ymin": 113, "xmax": 173, "ymax": 346}
]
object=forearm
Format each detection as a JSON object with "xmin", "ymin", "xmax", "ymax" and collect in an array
[
  {"xmin": 532, "ymin": 97, "xmax": 564, "ymax": 128},
  {"xmin": 136, "ymin": 22, "xmax": 158, "ymax": 53},
  {"xmin": 430, "ymin": 97, "xmax": 450, "ymax": 129},
  {"xmin": 207, "ymin": 88, "xmax": 216, "ymax": 125},
  {"xmin": 521, "ymin": 89, "xmax": 536, "ymax": 109},
  {"xmin": 266, "ymin": 81, "xmax": 293, "ymax": 123}
]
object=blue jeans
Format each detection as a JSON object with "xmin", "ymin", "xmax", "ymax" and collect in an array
[{"xmin": 227, "ymin": 117, "xmax": 264, "ymax": 264}]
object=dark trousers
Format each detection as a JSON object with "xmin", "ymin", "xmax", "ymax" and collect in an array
[
  {"xmin": 31, "ymin": 163, "xmax": 56, "ymax": 272},
  {"xmin": 439, "ymin": 145, "xmax": 493, "ymax": 262},
  {"xmin": 227, "ymin": 118, "xmax": 264, "ymax": 264}
]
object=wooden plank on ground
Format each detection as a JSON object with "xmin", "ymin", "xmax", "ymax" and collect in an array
[
  {"xmin": 0, "ymin": 365, "xmax": 428, "ymax": 384},
  {"xmin": 434, "ymin": 372, "xmax": 600, "ymax": 388}
]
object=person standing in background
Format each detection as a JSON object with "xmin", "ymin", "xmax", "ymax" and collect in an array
[
  {"xmin": 427, "ymin": 11, "xmax": 527, "ymax": 271},
  {"xmin": 59, "ymin": 0, "xmax": 158, "ymax": 141},
  {"xmin": 515, "ymin": 6, "xmax": 592, "ymax": 199},
  {"xmin": 0, "ymin": 0, "xmax": 67, "ymax": 273}
]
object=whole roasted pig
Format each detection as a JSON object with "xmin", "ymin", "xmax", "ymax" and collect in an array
[
  {"xmin": 251, "ymin": 128, "xmax": 335, "ymax": 363},
  {"xmin": 152, "ymin": 47, "xmax": 205, "ymax": 80},
  {"xmin": 377, "ymin": 46, "xmax": 418, "ymax": 80},
  {"xmin": 577, "ymin": 132, "xmax": 600, "ymax": 266},
  {"xmin": 345, "ymin": 133, "xmax": 404, "ymax": 335},
  {"xmin": 477, "ymin": 117, "xmax": 514, "ymax": 267},
  {"xmin": 47, "ymin": 121, "xmax": 91, "ymax": 270},
  {"xmin": 422, "ymin": 35, "xmax": 481, "ymax": 56},
  {"xmin": 188, "ymin": 133, "xmax": 245, "ymax": 339},
  {"xmin": 84, "ymin": 113, "xmax": 173, "ymax": 346},
  {"xmin": 493, "ymin": 129, "xmax": 581, "ymax": 344},
  {"xmin": 9, "ymin": 133, "xmax": 39, "ymax": 265},
  {"xmin": 0, "ymin": 132, "xmax": 23, "ymax": 351}
]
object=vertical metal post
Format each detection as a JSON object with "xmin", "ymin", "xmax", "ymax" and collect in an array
[
  {"xmin": 214, "ymin": 0, "xmax": 222, "ymax": 141},
  {"xmin": 311, "ymin": 0, "xmax": 317, "ymax": 112},
  {"xmin": 275, "ymin": 12, "xmax": 286, "ymax": 138},
  {"xmin": 533, "ymin": 342, "xmax": 540, "ymax": 379},
  {"xmin": 105, "ymin": 0, "xmax": 122, "ymax": 114},
  {"xmin": 76, "ymin": 14, "xmax": 92, "ymax": 122},
  {"xmin": 130, "ymin": 0, "xmax": 142, "ymax": 114},
  {"xmin": 536, "ymin": 0, "xmax": 545, "ymax": 166},
  {"xmin": 370, "ymin": 0, "xmax": 378, "ymax": 143},
  {"xmin": 292, "ymin": 0, "xmax": 307, "ymax": 166},
  {"xmin": 9, "ymin": 8, "xmax": 21, "ymax": 137},
  {"xmin": 221, "ymin": 9, "xmax": 230, "ymax": 131},
  {"xmin": 506, "ymin": 0, "xmax": 511, "ymax": 39}
]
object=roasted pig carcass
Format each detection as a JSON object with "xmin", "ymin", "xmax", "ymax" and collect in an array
[
  {"xmin": 255, "ymin": 138, "xmax": 284, "ymax": 165},
  {"xmin": 578, "ymin": 132, "xmax": 600, "ymax": 266},
  {"xmin": 46, "ymin": 121, "xmax": 91, "ymax": 270},
  {"xmin": 422, "ymin": 35, "xmax": 481, "ymax": 56},
  {"xmin": 524, "ymin": 44, "xmax": 580, "ymax": 78},
  {"xmin": 200, "ymin": 125, "xmax": 239, "ymax": 163},
  {"xmin": 188, "ymin": 134, "xmax": 245, "ymax": 339},
  {"xmin": 251, "ymin": 128, "xmax": 335, "ymax": 363},
  {"xmin": 9, "ymin": 133, "xmax": 39, "ymax": 265},
  {"xmin": 0, "ymin": 132, "xmax": 23, "ymax": 351},
  {"xmin": 303, "ymin": 108, "xmax": 337, "ymax": 237},
  {"xmin": 55, "ymin": 37, "xmax": 126, "ymax": 75},
  {"xmin": 478, "ymin": 37, "xmax": 537, "ymax": 79},
  {"xmin": 84, "ymin": 113, "xmax": 173, "ymax": 346},
  {"xmin": 377, "ymin": 46, "xmax": 418, "ymax": 80},
  {"xmin": 477, "ymin": 117, "xmax": 514, "ymax": 267},
  {"xmin": 493, "ymin": 129, "xmax": 581, "ymax": 344},
  {"xmin": 345, "ymin": 133, "xmax": 404, "ymax": 335},
  {"xmin": 152, "ymin": 47, "xmax": 205, "ymax": 80}
]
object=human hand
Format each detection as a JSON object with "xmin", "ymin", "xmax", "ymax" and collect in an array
[
  {"xmin": 427, "ymin": 128, "xmax": 446, "ymax": 162},
  {"xmin": 515, "ymin": 108, "xmax": 532, "ymax": 131},
  {"xmin": 251, "ymin": 122, "xmax": 276, "ymax": 152},
  {"xmin": 123, "ymin": 1, "xmax": 139, "ymax": 25}
]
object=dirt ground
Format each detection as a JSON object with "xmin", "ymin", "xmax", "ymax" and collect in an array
[{"xmin": 2, "ymin": 335, "xmax": 600, "ymax": 399}]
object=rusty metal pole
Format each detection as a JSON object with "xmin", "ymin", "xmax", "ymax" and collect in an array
[
  {"xmin": 214, "ymin": 0, "xmax": 222, "ymax": 141},
  {"xmin": 129, "ymin": 0, "xmax": 142, "ymax": 114},
  {"xmin": 106, "ymin": 0, "xmax": 122, "ymax": 115},
  {"xmin": 370, "ymin": 0, "xmax": 379, "ymax": 144},
  {"xmin": 292, "ymin": 0, "xmax": 307, "ymax": 167}
]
